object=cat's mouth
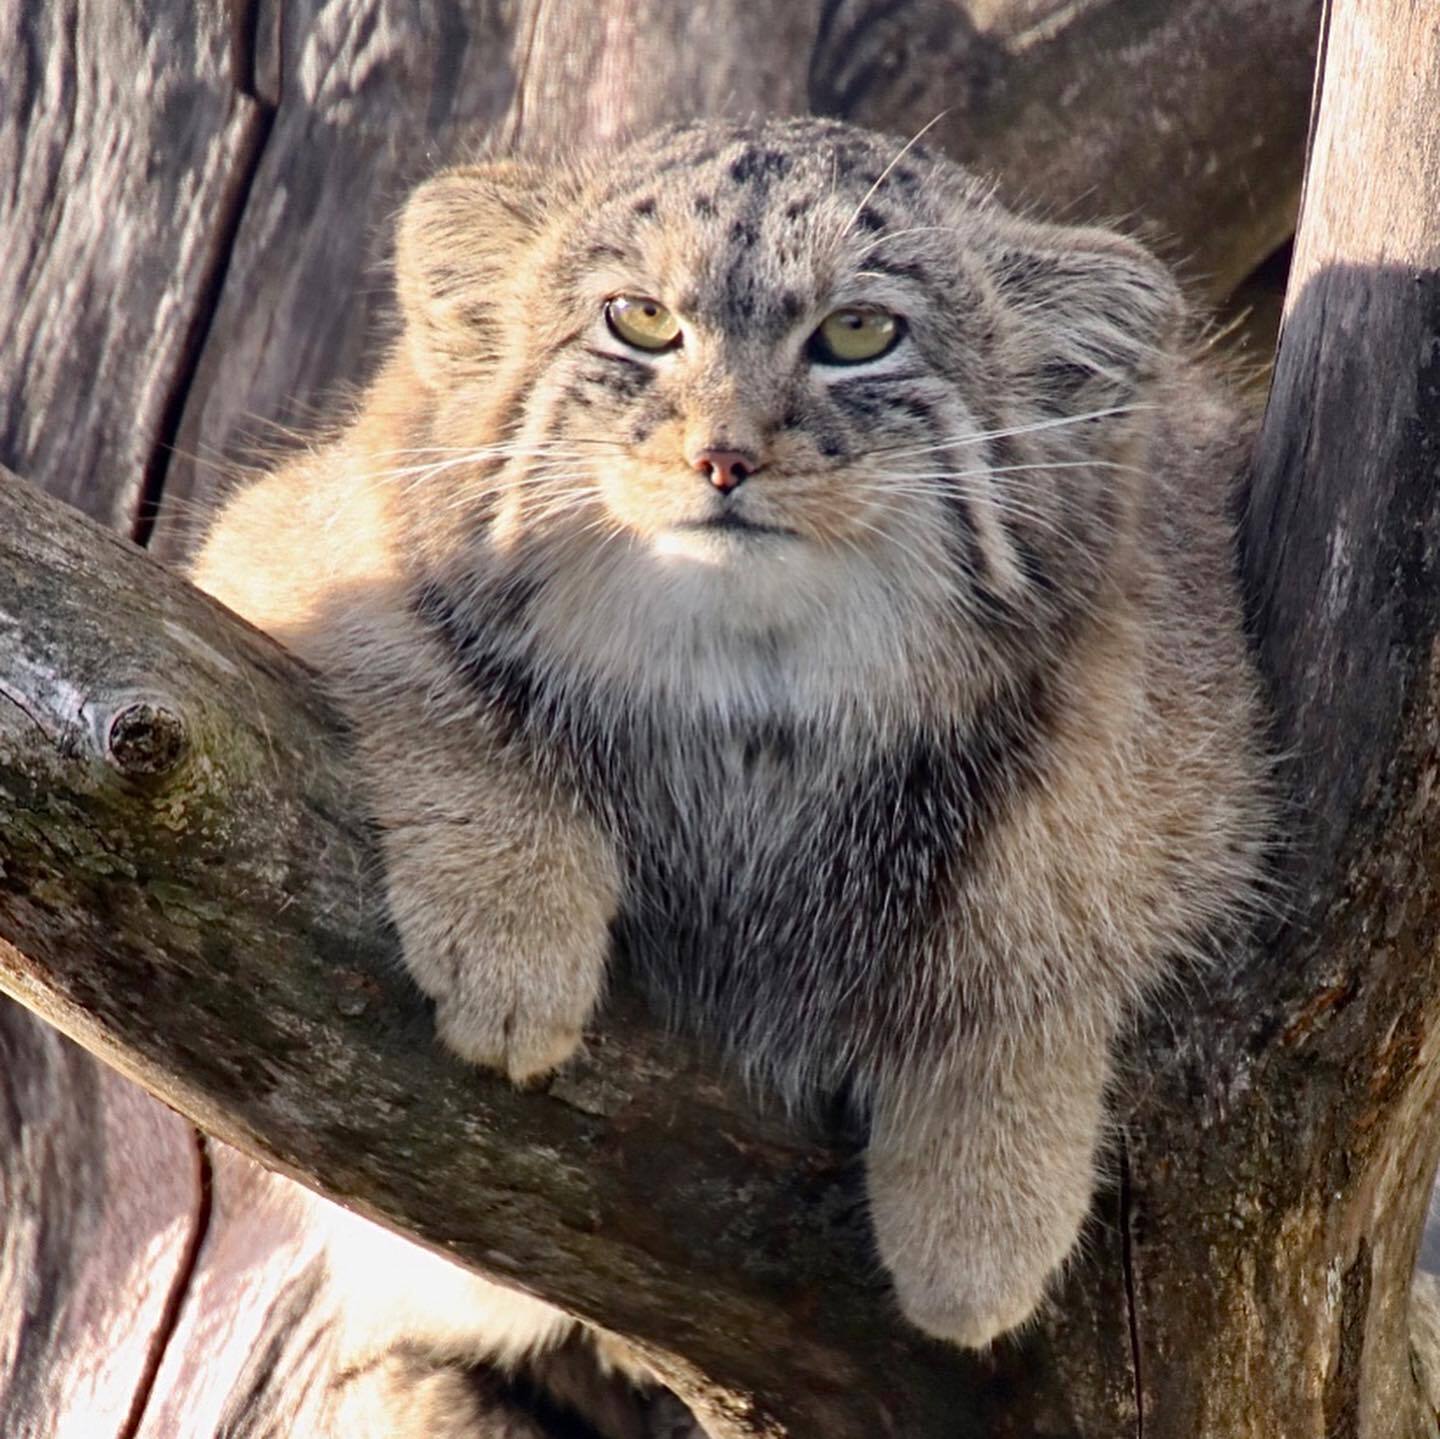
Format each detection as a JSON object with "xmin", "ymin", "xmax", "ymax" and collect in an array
[{"xmin": 673, "ymin": 512, "xmax": 797, "ymax": 539}]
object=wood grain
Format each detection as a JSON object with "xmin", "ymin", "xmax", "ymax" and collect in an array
[
  {"xmin": 813, "ymin": 0, "xmax": 1319, "ymax": 292},
  {"xmin": 29, "ymin": 2, "xmax": 1440, "ymax": 1435},
  {"xmin": 1115, "ymin": 3, "xmax": 1440, "ymax": 1434},
  {"xmin": 0, "ymin": 1006, "xmax": 202, "ymax": 1439},
  {"xmin": 0, "ymin": 1, "xmax": 265, "ymax": 535}
]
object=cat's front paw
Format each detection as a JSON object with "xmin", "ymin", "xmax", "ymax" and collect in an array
[
  {"xmin": 888, "ymin": 1264, "xmax": 1048, "ymax": 1350},
  {"xmin": 867, "ymin": 1107, "xmax": 1093, "ymax": 1349},
  {"xmin": 392, "ymin": 894, "xmax": 613, "ymax": 1084},
  {"xmin": 431, "ymin": 977, "xmax": 590, "ymax": 1084}
]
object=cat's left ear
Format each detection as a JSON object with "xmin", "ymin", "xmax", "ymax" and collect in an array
[
  {"xmin": 395, "ymin": 161, "xmax": 557, "ymax": 383},
  {"xmin": 994, "ymin": 228, "xmax": 1183, "ymax": 415}
]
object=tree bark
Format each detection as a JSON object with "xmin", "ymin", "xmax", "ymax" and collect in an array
[
  {"xmin": 1118, "ymin": 2, "xmax": 1440, "ymax": 1433},
  {"xmin": 4, "ymin": 0, "xmax": 1439, "ymax": 1435}
]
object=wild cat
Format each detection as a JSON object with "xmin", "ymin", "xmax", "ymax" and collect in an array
[{"xmin": 190, "ymin": 116, "xmax": 1268, "ymax": 1355}]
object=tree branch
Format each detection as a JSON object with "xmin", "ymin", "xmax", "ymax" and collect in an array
[{"xmin": 1109, "ymin": 4, "xmax": 1440, "ymax": 1433}]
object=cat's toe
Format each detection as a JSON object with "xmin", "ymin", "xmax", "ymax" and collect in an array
[
  {"xmin": 434, "ymin": 993, "xmax": 583, "ymax": 1083},
  {"xmin": 892, "ymin": 1269, "xmax": 1046, "ymax": 1350}
]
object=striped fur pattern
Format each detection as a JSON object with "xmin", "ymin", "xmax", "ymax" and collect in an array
[{"xmin": 191, "ymin": 118, "xmax": 1270, "ymax": 1355}]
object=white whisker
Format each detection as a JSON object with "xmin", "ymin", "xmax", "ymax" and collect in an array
[
  {"xmin": 838, "ymin": 112, "xmax": 949, "ymax": 245},
  {"xmin": 869, "ymin": 404, "xmax": 1153, "ymax": 463}
]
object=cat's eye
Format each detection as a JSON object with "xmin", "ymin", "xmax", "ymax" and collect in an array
[
  {"xmin": 808, "ymin": 308, "xmax": 904, "ymax": 365},
  {"xmin": 605, "ymin": 295, "xmax": 682, "ymax": 352}
]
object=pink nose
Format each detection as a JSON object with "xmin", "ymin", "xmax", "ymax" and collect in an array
[{"xmin": 692, "ymin": 448, "xmax": 759, "ymax": 494}]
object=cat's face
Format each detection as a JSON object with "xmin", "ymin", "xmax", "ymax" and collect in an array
[
  {"xmin": 396, "ymin": 120, "xmax": 1179, "ymax": 707},
  {"xmin": 527, "ymin": 126, "xmax": 998, "ymax": 575}
]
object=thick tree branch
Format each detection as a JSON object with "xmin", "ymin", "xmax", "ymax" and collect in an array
[{"xmin": 1108, "ymin": 4, "xmax": 1440, "ymax": 1434}]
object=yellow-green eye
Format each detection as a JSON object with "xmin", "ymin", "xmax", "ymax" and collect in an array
[
  {"xmin": 604, "ymin": 295, "xmax": 682, "ymax": 352},
  {"xmin": 808, "ymin": 308, "xmax": 904, "ymax": 365}
]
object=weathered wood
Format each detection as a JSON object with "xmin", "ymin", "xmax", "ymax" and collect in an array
[
  {"xmin": 817, "ymin": 0, "xmax": 1319, "ymax": 292},
  {"xmin": 0, "ymin": 1, "xmax": 266, "ymax": 535},
  {"xmin": 0, "ymin": 1005, "xmax": 202, "ymax": 1439},
  {"xmin": 146, "ymin": 0, "xmax": 1319, "ymax": 563},
  {"xmin": 1109, "ymin": 2, "xmax": 1440, "ymax": 1434},
  {"xmin": 17, "ymin": 1, "xmax": 1440, "ymax": 1434}
]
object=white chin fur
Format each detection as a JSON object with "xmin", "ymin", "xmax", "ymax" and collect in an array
[
  {"xmin": 526, "ymin": 534, "xmax": 926, "ymax": 720},
  {"xmin": 650, "ymin": 525, "xmax": 778, "ymax": 567}
]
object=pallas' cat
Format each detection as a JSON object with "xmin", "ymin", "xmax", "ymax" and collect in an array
[{"xmin": 192, "ymin": 117, "xmax": 1269, "ymax": 1350}]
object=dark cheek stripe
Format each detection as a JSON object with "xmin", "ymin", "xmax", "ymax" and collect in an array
[
  {"xmin": 410, "ymin": 581, "xmax": 540, "ymax": 743},
  {"xmin": 627, "ymin": 395, "xmax": 677, "ymax": 446},
  {"xmin": 941, "ymin": 487, "xmax": 990, "ymax": 592}
]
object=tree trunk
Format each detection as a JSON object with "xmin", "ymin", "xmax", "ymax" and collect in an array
[{"xmin": 3, "ymin": 0, "xmax": 1438, "ymax": 1435}]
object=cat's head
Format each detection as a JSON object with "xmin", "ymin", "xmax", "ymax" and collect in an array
[{"xmin": 391, "ymin": 119, "xmax": 1181, "ymax": 706}]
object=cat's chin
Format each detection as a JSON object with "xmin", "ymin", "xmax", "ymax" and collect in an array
[{"xmin": 650, "ymin": 522, "xmax": 797, "ymax": 566}]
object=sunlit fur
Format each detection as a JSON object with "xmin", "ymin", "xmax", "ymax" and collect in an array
[{"xmin": 191, "ymin": 118, "xmax": 1270, "ymax": 1356}]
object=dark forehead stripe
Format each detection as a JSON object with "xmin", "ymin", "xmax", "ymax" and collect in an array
[
  {"xmin": 726, "ymin": 145, "xmax": 793, "ymax": 186},
  {"xmin": 728, "ymin": 218, "xmax": 760, "ymax": 247},
  {"xmin": 582, "ymin": 241, "xmax": 626, "ymax": 264}
]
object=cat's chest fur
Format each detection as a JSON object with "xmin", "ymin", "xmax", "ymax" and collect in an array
[
  {"xmin": 566, "ymin": 696, "xmax": 979, "ymax": 1087},
  {"xmin": 416, "ymin": 573, "xmax": 1044, "ymax": 1087}
]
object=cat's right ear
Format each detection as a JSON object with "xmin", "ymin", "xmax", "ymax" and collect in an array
[{"xmin": 395, "ymin": 163, "xmax": 551, "ymax": 384}]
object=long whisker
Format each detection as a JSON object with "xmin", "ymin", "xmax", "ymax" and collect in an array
[
  {"xmin": 877, "ymin": 459, "xmax": 1138, "ymax": 483},
  {"xmin": 862, "ymin": 490, "xmax": 1074, "ymax": 543},
  {"xmin": 386, "ymin": 455, "xmax": 594, "ymax": 500},
  {"xmin": 868, "ymin": 404, "xmax": 1153, "ymax": 462},
  {"xmin": 855, "ymin": 224, "xmax": 963, "ymax": 257},
  {"xmin": 838, "ymin": 112, "xmax": 949, "ymax": 244},
  {"xmin": 380, "ymin": 436, "xmax": 628, "ymax": 457}
]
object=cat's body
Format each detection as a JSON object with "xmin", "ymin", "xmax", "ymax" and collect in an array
[{"xmin": 191, "ymin": 117, "xmax": 1269, "ymax": 1356}]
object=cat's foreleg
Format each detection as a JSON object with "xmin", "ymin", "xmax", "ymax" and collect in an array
[
  {"xmin": 362, "ymin": 716, "xmax": 622, "ymax": 1083},
  {"xmin": 865, "ymin": 1013, "xmax": 1113, "ymax": 1348}
]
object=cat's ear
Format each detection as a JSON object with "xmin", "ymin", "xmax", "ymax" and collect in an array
[
  {"xmin": 994, "ymin": 229, "xmax": 1182, "ymax": 416},
  {"xmin": 395, "ymin": 162, "xmax": 554, "ymax": 383}
]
